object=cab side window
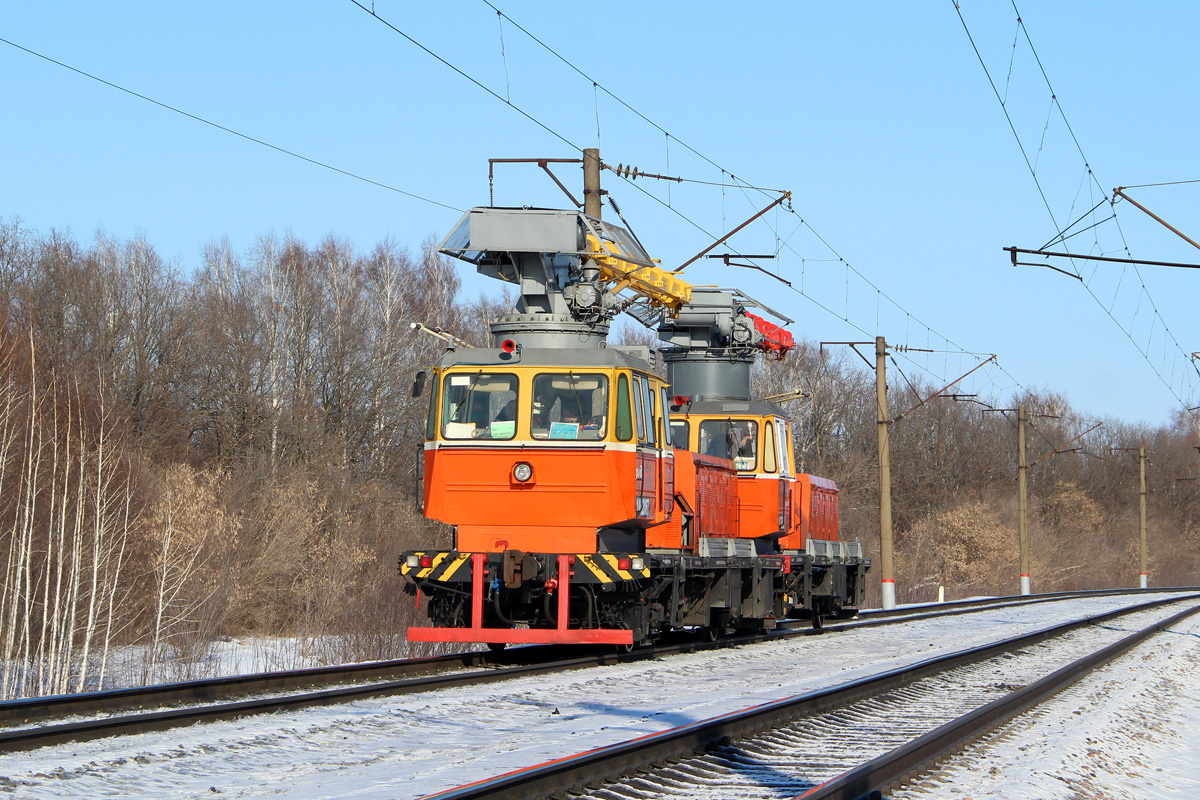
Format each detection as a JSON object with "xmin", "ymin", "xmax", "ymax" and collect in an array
[
  {"xmin": 732, "ymin": 420, "xmax": 758, "ymax": 470},
  {"xmin": 637, "ymin": 376, "xmax": 656, "ymax": 445},
  {"xmin": 631, "ymin": 378, "xmax": 646, "ymax": 442},
  {"xmin": 669, "ymin": 420, "xmax": 690, "ymax": 450},
  {"xmin": 659, "ymin": 387, "xmax": 672, "ymax": 448},
  {"xmin": 615, "ymin": 374, "xmax": 633, "ymax": 441},
  {"xmin": 638, "ymin": 379, "xmax": 657, "ymax": 448},
  {"xmin": 425, "ymin": 373, "xmax": 440, "ymax": 440},
  {"xmin": 763, "ymin": 421, "xmax": 777, "ymax": 473}
]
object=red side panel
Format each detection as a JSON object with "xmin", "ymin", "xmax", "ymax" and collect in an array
[
  {"xmin": 694, "ymin": 453, "xmax": 738, "ymax": 537},
  {"xmin": 636, "ymin": 451, "xmax": 657, "ymax": 519},
  {"xmin": 779, "ymin": 477, "xmax": 792, "ymax": 533},
  {"xmin": 779, "ymin": 474, "xmax": 839, "ymax": 549},
  {"xmin": 661, "ymin": 453, "xmax": 675, "ymax": 516},
  {"xmin": 808, "ymin": 476, "xmax": 840, "ymax": 542}
]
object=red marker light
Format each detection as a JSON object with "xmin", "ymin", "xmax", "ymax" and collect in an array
[
  {"xmin": 617, "ymin": 557, "xmax": 632, "ymax": 570},
  {"xmin": 419, "ymin": 555, "xmax": 433, "ymax": 568}
]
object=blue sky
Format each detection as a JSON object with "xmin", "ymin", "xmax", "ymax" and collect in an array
[{"xmin": 3, "ymin": 2, "xmax": 1198, "ymax": 428}]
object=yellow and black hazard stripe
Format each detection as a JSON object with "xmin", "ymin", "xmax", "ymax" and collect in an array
[
  {"xmin": 575, "ymin": 554, "xmax": 651, "ymax": 584},
  {"xmin": 403, "ymin": 551, "xmax": 650, "ymax": 585},
  {"xmin": 401, "ymin": 551, "xmax": 471, "ymax": 582}
]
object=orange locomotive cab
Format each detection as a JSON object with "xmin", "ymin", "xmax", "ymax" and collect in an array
[
  {"xmin": 423, "ymin": 349, "xmax": 675, "ymax": 554},
  {"xmin": 409, "ymin": 347, "xmax": 676, "ymax": 646}
]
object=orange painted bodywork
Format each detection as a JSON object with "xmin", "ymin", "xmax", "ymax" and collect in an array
[
  {"xmin": 425, "ymin": 445, "xmax": 669, "ymax": 553},
  {"xmin": 735, "ymin": 474, "xmax": 785, "ymax": 539}
]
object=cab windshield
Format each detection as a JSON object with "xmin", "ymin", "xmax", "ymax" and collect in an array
[
  {"xmin": 698, "ymin": 419, "xmax": 758, "ymax": 471},
  {"xmin": 441, "ymin": 372, "xmax": 519, "ymax": 440},
  {"xmin": 532, "ymin": 372, "xmax": 608, "ymax": 441}
]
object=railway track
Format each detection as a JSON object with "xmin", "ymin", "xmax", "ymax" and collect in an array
[
  {"xmin": 3, "ymin": 588, "xmax": 1195, "ymax": 756},
  {"xmin": 412, "ymin": 594, "xmax": 1200, "ymax": 800}
]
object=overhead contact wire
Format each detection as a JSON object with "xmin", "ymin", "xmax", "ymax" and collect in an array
[
  {"xmin": 481, "ymin": 0, "xmax": 1010, "ymax": 398},
  {"xmin": 347, "ymin": 0, "xmax": 583, "ymax": 154},
  {"xmin": 0, "ymin": 35, "xmax": 462, "ymax": 213},
  {"xmin": 951, "ymin": 1, "xmax": 1067, "ymax": 263},
  {"xmin": 956, "ymin": 1, "xmax": 1196, "ymax": 410}
]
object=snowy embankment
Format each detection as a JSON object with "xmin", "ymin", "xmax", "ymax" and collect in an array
[{"xmin": 1, "ymin": 593, "xmax": 1197, "ymax": 800}]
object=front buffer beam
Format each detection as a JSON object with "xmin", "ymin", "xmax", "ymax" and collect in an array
[{"xmin": 406, "ymin": 553, "xmax": 635, "ymax": 646}]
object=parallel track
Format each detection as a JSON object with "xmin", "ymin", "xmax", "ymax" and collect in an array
[
  {"xmin": 3, "ymin": 587, "xmax": 1196, "ymax": 756},
  {"xmin": 412, "ymin": 594, "xmax": 1200, "ymax": 800}
]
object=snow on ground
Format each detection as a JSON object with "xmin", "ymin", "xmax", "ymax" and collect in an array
[
  {"xmin": 97, "ymin": 636, "xmax": 379, "ymax": 691},
  {"xmin": 894, "ymin": 605, "xmax": 1200, "ymax": 800},
  {"xmin": 1, "ymin": 593, "xmax": 1197, "ymax": 800}
]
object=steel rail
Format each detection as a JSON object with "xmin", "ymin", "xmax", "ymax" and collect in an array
[
  {"xmin": 859, "ymin": 584, "xmax": 1197, "ymax": 618},
  {"xmin": 798, "ymin": 601, "xmax": 1200, "ymax": 800},
  {"xmin": 0, "ymin": 650, "xmax": 636, "ymax": 754},
  {"xmin": 413, "ymin": 594, "xmax": 1200, "ymax": 800},
  {"xmin": 770, "ymin": 584, "xmax": 1200, "ymax": 639},
  {"xmin": 3, "ymin": 587, "xmax": 1195, "ymax": 752},
  {"xmin": 0, "ymin": 649, "xmax": 495, "ymax": 727}
]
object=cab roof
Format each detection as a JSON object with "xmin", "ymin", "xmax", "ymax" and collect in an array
[
  {"xmin": 436, "ymin": 346, "xmax": 657, "ymax": 374},
  {"xmin": 674, "ymin": 398, "xmax": 787, "ymax": 418}
]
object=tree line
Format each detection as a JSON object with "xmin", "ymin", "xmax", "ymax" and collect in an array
[{"xmin": 0, "ymin": 217, "xmax": 1196, "ymax": 698}]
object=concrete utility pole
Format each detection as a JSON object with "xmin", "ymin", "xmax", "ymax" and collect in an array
[
  {"xmin": 822, "ymin": 337, "xmax": 899, "ymax": 609},
  {"xmin": 1139, "ymin": 446, "xmax": 1148, "ymax": 589},
  {"xmin": 1017, "ymin": 404, "xmax": 1030, "ymax": 595},
  {"xmin": 876, "ymin": 336, "xmax": 896, "ymax": 610},
  {"xmin": 1114, "ymin": 445, "xmax": 1151, "ymax": 589},
  {"xmin": 583, "ymin": 148, "xmax": 602, "ymax": 220}
]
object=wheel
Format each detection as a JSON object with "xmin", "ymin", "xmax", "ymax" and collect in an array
[
  {"xmin": 487, "ymin": 642, "xmax": 507, "ymax": 654},
  {"xmin": 615, "ymin": 641, "xmax": 636, "ymax": 655},
  {"xmin": 701, "ymin": 626, "xmax": 720, "ymax": 643},
  {"xmin": 811, "ymin": 611, "xmax": 824, "ymax": 631}
]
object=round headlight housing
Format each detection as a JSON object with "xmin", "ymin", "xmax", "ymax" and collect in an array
[{"xmin": 512, "ymin": 462, "xmax": 534, "ymax": 483}]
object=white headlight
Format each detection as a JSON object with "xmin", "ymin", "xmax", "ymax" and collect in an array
[
  {"xmin": 631, "ymin": 557, "xmax": 644, "ymax": 571},
  {"xmin": 406, "ymin": 554, "xmax": 420, "ymax": 568},
  {"xmin": 513, "ymin": 462, "xmax": 534, "ymax": 482}
]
